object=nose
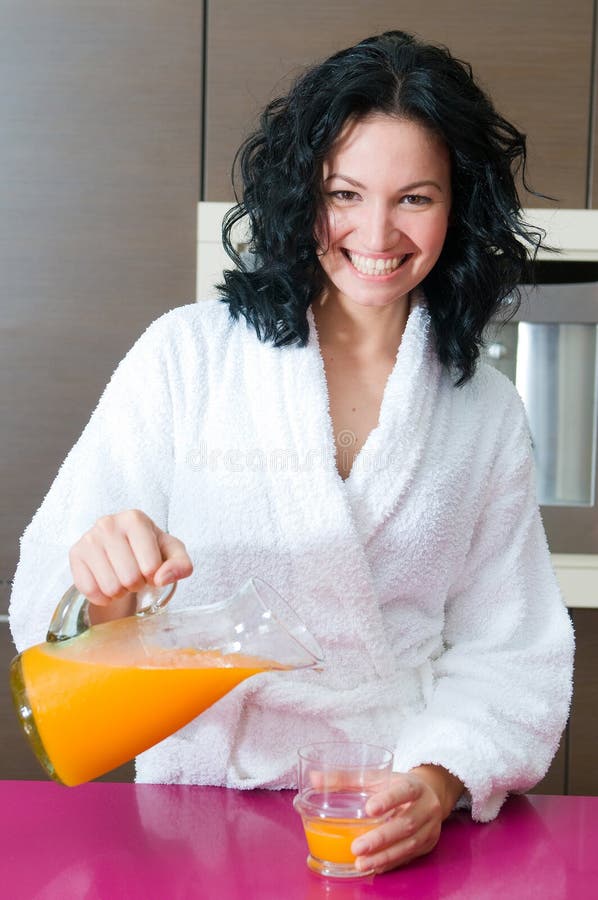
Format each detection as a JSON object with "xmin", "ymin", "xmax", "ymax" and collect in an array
[{"xmin": 361, "ymin": 201, "xmax": 400, "ymax": 251}]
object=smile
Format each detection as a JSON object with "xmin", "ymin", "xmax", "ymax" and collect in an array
[{"xmin": 343, "ymin": 250, "xmax": 411, "ymax": 276}]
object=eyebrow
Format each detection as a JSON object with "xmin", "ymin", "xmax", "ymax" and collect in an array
[{"xmin": 324, "ymin": 173, "xmax": 444, "ymax": 192}]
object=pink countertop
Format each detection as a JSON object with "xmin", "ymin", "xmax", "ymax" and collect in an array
[{"xmin": 2, "ymin": 782, "xmax": 597, "ymax": 899}]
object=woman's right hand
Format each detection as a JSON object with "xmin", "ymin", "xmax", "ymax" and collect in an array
[{"xmin": 68, "ymin": 509, "xmax": 193, "ymax": 607}]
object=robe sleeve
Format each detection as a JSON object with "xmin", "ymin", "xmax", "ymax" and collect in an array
[
  {"xmin": 394, "ymin": 391, "xmax": 575, "ymax": 822},
  {"xmin": 9, "ymin": 312, "xmax": 179, "ymax": 653}
]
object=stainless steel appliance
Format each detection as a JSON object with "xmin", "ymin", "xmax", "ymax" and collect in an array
[{"xmin": 483, "ymin": 268, "xmax": 598, "ymax": 553}]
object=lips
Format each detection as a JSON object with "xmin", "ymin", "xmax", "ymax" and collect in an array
[{"xmin": 343, "ymin": 249, "xmax": 411, "ymax": 276}]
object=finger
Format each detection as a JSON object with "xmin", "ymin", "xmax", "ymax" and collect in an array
[
  {"xmin": 102, "ymin": 531, "xmax": 152, "ymax": 595},
  {"xmin": 71, "ymin": 514, "xmax": 142, "ymax": 603},
  {"xmin": 354, "ymin": 817, "xmax": 441, "ymax": 874},
  {"xmin": 70, "ymin": 555, "xmax": 109, "ymax": 606},
  {"xmin": 70, "ymin": 548, "xmax": 126, "ymax": 606},
  {"xmin": 365, "ymin": 773, "xmax": 421, "ymax": 817},
  {"xmin": 124, "ymin": 524, "xmax": 165, "ymax": 583},
  {"xmin": 153, "ymin": 530, "xmax": 194, "ymax": 585},
  {"xmin": 352, "ymin": 804, "xmax": 424, "ymax": 858}
]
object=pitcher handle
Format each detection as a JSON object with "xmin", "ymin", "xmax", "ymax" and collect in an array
[{"xmin": 46, "ymin": 581, "xmax": 177, "ymax": 643}]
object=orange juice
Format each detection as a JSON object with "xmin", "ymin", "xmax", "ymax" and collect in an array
[
  {"xmin": 10, "ymin": 615, "xmax": 280, "ymax": 786},
  {"xmin": 294, "ymin": 790, "xmax": 385, "ymax": 875},
  {"xmin": 303, "ymin": 815, "xmax": 378, "ymax": 864}
]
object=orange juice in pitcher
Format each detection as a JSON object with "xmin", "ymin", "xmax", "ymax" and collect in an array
[{"xmin": 10, "ymin": 578, "xmax": 322, "ymax": 786}]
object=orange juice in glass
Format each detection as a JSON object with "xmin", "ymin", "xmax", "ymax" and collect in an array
[
  {"xmin": 293, "ymin": 742, "xmax": 393, "ymax": 878},
  {"xmin": 10, "ymin": 577, "xmax": 323, "ymax": 786}
]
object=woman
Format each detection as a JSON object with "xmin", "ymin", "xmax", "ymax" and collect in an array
[{"xmin": 10, "ymin": 31, "xmax": 573, "ymax": 873}]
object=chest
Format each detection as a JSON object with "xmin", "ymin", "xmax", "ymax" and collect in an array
[
  {"xmin": 320, "ymin": 350, "xmax": 395, "ymax": 480},
  {"xmin": 170, "ymin": 335, "xmax": 486, "ymax": 612}
]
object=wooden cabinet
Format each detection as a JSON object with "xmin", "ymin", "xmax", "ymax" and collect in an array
[
  {"xmin": 204, "ymin": 0, "xmax": 595, "ymax": 208},
  {"xmin": 529, "ymin": 731, "xmax": 567, "ymax": 796},
  {"xmin": 532, "ymin": 608, "xmax": 598, "ymax": 797},
  {"xmin": 1, "ymin": 0, "xmax": 196, "ymax": 784},
  {"xmin": 567, "ymin": 609, "xmax": 598, "ymax": 794},
  {"xmin": 0, "ymin": 2, "xmax": 203, "ymax": 617}
]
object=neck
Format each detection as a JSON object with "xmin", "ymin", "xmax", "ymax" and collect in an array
[{"xmin": 311, "ymin": 290, "xmax": 411, "ymax": 360}]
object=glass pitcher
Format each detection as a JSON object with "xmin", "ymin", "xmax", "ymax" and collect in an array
[{"xmin": 10, "ymin": 577, "xmax": 323, "ymax": 787}]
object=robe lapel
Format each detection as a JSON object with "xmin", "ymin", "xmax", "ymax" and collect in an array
[
  {"xmin": 341, "ymin": 299, "xmax": 443, "ymax": 542},
  {"xmin": 235, "ymin": 309, "xmax": 398, "ymax": 678},
  {"xmin": 288, "ymin": 308, "xmax": 406, "ymax": 678},
  {"xmin": 236, "ymin": 300, "xmax": 441, "ymax": 680}
]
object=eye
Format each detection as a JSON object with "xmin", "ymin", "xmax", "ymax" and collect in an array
[
  {"xmin": 328, "ymin": 190, "xmax": 360, "ymax": 202},
  {"xmin": 401, "ymin": 194, "xmax": 431, "ymax": 207}
]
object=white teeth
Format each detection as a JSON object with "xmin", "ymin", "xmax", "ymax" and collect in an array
[{"xmin": 346, "ymin": 251, "xmax": 406, "ymax": 275}]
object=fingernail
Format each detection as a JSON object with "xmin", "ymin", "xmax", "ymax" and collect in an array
[
  {"xmin": 352, "ymin": 839, "xmax": 369, "ymax": 855},
  {"xmin": 367, "ymin": 801, "xmax": 383, "ymax": 816}
]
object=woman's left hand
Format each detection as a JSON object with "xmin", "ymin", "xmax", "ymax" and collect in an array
[{"xmin": 351, "ymin": 765, "xmax": 464, "ymax": 874}]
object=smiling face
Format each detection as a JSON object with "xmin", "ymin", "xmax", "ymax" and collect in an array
[{"xmin": 316, "ymin": 114, "xmax": 451, "ymax": 311}]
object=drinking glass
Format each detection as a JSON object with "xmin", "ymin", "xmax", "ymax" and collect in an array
[{"xmin": 293, "ymin": 741, "xmax": 394, "ymax": 878}]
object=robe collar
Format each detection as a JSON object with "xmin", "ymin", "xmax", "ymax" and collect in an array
[
  {"xmin": 305, "ymin": 292, "xmax": 443, "ymax": 540},
  {"xmin": 239, "ymin": 294, "xmax": 443, "ymax": 679}
]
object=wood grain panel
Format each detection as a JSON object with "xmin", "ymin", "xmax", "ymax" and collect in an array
[
  {"xmin": 529, "ymin": 729, "xmax": 567, "ymax": 795},
  {"xmin": 0, "ymin": 3, "xmax": 203, "ymax": 613},
  {"xmin": 205, "ymin": 0, "xmax": 594, "ymax": 207},
  {"xmin": 568, "ymin": 609, "xmax": 598, "ymax": 794}
]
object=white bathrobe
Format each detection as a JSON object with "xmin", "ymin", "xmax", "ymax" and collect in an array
[{"xmin": 9, "ymin": 297, "xmax": 574, "ymax": 822}]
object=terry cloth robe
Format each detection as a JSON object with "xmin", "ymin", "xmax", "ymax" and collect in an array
[{"xmin": 9, "ymin": 297, "xmax": 574, "ymax": 822}]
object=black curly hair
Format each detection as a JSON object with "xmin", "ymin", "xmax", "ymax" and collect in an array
[{"xmin": 217, "ymin": 30, "xmax": 544, "ymax": 385}]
